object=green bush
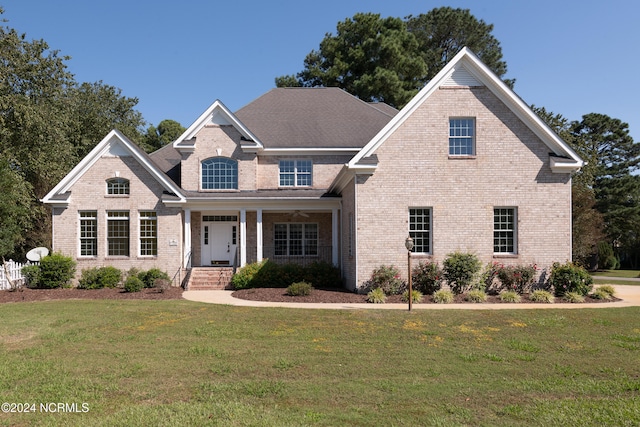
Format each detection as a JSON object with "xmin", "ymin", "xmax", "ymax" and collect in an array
[
  {"xmin": 21, "ymin": 264, "xmax": 41, "ymax": 288},
  {"xmin": 401, "ymin": 289, "xmax": 423, "ymax": 304},
  {"xmin": 443, "ymin": 252, "xmax": 481, "ymax": 294},
  {"xmin": 231, "ymin": 260, "xmax": 267, "ymax": 289},
  {"xmin": 564, "ymin": 291, "xmax": 585, "ymax": 303},
  {"xmin": 499, "ymin": 291, "xmax": 521, "ymax": 303},
  {"xmin": 367, "ymin": 265, "xmax": 405, "ymax": 295},
  {"xmin": 466, "ymin": 289, "xmax": 487, "ymax": 303},
  {"xmin": 124, "ymin": 276, "xmax": 144, "ymax": 293},
  {"xmin": 550, "ymin": 262, "xmax": 593, "ymax": 297},
  {"xmin": 38, "ymin": 252, "xmax": 76, "ymax": 289},
  {"xmin": 366, "ymin": 288, "xmax": 386, "ymax": 304},
  {"xmin": 530, "ymin": 289, "xmax": 554, "ymax": 303},
  {"xmin": 597, "ymin": 241, "xmax": 619, "ymax": 270},
  {"xmin": 138, "ymin": 268, "xmax": 170, "ymax": 288},
  {"xmin": 286, "ymin": 281, "xmax": 313, "ymax": 296},
  {"xmin": 412, "ymin": 261, "xmax": 442, "ymax": 295},
  {"xmin": 78, "ymin": 266, "xmax": 122, "ymax": 289},
  {"xmin": 496, "ymin": 264, "xmax": 537, "ymax": 294},
  {"xmin": 432, "ymin": 289, "xmax": 454, "ymax": 304},
  {"xmin": 591, "ymin": 288, "xmax": 613, "ymax": 300},
  {"xmin": 303, "ymin": 261, "xmax": 343, "ymax": 288},
  {"xmin": 481, "ymin": 262, "xmax": 501, "ymax": 293}
]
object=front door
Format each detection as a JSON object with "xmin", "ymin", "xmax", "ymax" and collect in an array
[{"xmin": 201, "ymin": 221, "xmax": 237, "ymax": 266}]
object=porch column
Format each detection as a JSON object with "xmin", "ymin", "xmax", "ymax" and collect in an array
[
  {"xmin": 184, "ymin": 208, "xmax": 192, "ymax": 268},
  {"xmin": 256, "ymin": 208, "xmax": 263, "ymax": 262},
  {"xmin": 240, "ymin": 208, "xmax": 247, "ymax": 267},
  {"xmin": 332, "ymin": 208, "xmax": 339, "ymax": 266}
]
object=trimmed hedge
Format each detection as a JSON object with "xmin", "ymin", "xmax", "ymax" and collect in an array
[{"xmin": 231, "ymin": 260, "xmax": 341, "ymax": 289}]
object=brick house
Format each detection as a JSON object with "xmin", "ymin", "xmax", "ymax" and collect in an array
[{"xmin": 42, "ymin": 48, "xmax": 583, "ymax": 290}]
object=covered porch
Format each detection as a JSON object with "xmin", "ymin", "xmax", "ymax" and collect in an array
[{"xmin": 178, "ymin": 192, "xmax": 341, "ymax": 271}]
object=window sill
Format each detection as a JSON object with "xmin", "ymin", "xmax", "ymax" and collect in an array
[
  {"xmin": 493, "ymin": 254, "xmax": 518, "ymax": 259},
  {"xmin": 448, "ymin": 155, "xmax": 476, "ymax": 160},
  {"xmin": 199, "ymin": 189, "xmax": 240, "ymax": 192},
  {"xmin": 105, "ymin": 195, "xmax": 130, "ymax": 198}
]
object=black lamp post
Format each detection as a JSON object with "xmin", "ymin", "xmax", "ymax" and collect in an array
[{"xmin": 405, "ymin": 236, "xmax": 414, "ymax": 311}]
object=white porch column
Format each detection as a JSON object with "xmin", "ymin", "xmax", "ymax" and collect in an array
[
  {"xmin": 184, "ymin": 208, "xmax": 192, "ymax": 268},
  {"xmin": 332, "ymin": 208, "xmax": 339, "ymax": 266},
  {"xmin": 256, "ymin": 208, "xmax": 263, "ymax": 263},
  {"xmin": 240, "ymin": 208, "xmax": 247, "ymax": 267}
]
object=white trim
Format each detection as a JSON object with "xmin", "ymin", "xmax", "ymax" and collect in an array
[
  {"xmin": 173, "ymin": 100, "xmax": 263, "ymax": 152},
  {"xmin": 184, "ymin": 209, "xmax": 192, "ymax": 268},
  {"xmin": 348, "ymin": 47, "xmax": 584, "ymax": 171},
  {"xmin": 261, "ymin": 147, "xmax": 361, "ymax": 156},
  {"xmin": 41, "ymin": 129, "xmax": 185, "ymax": 206},
  {"xmin": 332, "ymin": 208, "xmax": 339, "ymax": 266},
  {"xmin": 257, "ymin": 209, "xmax": 263, "ymax": 263}
]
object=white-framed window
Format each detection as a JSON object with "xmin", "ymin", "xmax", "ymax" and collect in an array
[
  {"xmin": 79, "ymin": 211, "xmax": 97, "ymax": 257},
  {"xmin": 274, "ymin": 223, "xmax": 318, "ymax": 256},
  {"xmin": 494, "ymin": 207, "xmax": 517, "ymax": 254},
  {"xmin": 201, "ymin": 157, "xmax": 238, "ymax": 189},
  {"xmin": 449, "ymin": 118, "xmax": 475, "ymax": 156},
  {"xmin": 409, "ymin": 208, "xmax": 431, "ymax": 254},
  {"xmin": 279, "ymin": 160, "xmax": 312, "ymax": 187},
  {"xmin": 106, "ymin": 178, "xmax": 130, "ymax": 195},
  {"xmin": 139, "ymin": 211, "xmax": 157, "ymax": 257},
  {"xmin": 107, "ymin": 211, "xmax": 129, "ymax": 256}
]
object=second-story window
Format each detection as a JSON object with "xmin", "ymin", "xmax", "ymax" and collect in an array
[
  {"xmin": 279, "ymin": 160, "xmax": 312, "ymax": 187},
  {"xmin": 202, "ymin": 157, "xmax": 238, "ymax": 190},
  {"xmin": 449, "ymin": 118, "xmax": 475, "ymax": 156},
  {"xmin": 106, "ymin": 178, "xmax": 130, "ymax": 195}
]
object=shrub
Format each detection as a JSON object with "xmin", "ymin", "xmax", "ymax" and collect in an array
[
  {"xmin": 38, "ymin": 253, "xmax": 76, "ymax": 289},
  {"xmin": 499, "ymin": 291, "xmax": 521, "ymax": 303},
  {"xmin": 496, "ymin": 264, "xmax": 537, "ymax": 294},
  {"xmin": 78, "ymin": 266, "xmax": 122, "ymax": 289},
  {"xmin": 303, "ymin": 261, "xmax": 342, "ymax": 288},
  {"xmin": 466, "ymin": 289, "xmax": 487, "ymax": 303},
  {"xmin": 155, "ymin": 278, "xmax": 172, "ymax": 293},
  {"xmin": 596, "ymin": 285, "xmax": 616, "ymax": 298},
  {"xmin": 564, "ymin": 291, "xmax": 585, "ymax": 303},
  {"xmin": 597, "ymin": 241, "xmax": 619, "ymax": 270},
  {"xmin": 432, "ymin": 289, "xmax": 454, "ymax": 304},
  {"xmin": 367, "ymin": 265, "xmax": 405, "ymax": 295},
  {"xmin": 124, "ymin": 276, "xmax": 144, "ymax": 293},
  {"xmin": 481, "ymin": 262, "xmax": 501, "ymax": 293},
  {"xmin": 591, "ymin": 287, "xmax": 613, "ymax": 300},
  {"xmin": 412, "ymin": 261, "xmax": 442, "ymax": 295},
  {"xmin": 443, "ymin": 252, "xmax": 481, "ymax": 294},
  {"xmin": 530, "ymin": 289, "xmax": 554, "ymax": 303},
  {"xmin": 286, "ymin": 281, "xmax": 313, "ymax": 296},
  {"xmin": 366, "ymin": 288, "xmax": 386, "ymax": 303},
  {"xmin": 401, "ymin": 289, "xmax": 423, "ymax": 304},
  {"xmin": 550, "ymin": 262, "xmax": 593, "ymax": 297},
  {"xmin": 21, "ymin": 264, "xmax": 41, "ymax": 288},
  {"xmin": 231, "ymin": 260, "xmax": 267, "ymax": 289},
  {"xmin": 138, "ymin": 268, "xmax": 170, "ymax": 288}
]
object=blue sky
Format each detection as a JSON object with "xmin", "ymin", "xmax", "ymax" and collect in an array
[{"xmin": 3, "ymin": 0, "xmax": 639, "ymax": 141}]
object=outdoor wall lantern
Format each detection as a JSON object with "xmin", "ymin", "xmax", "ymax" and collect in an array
[{"xmin": 405, "ymin": 236, "xmax": 414, "ymax": 311}]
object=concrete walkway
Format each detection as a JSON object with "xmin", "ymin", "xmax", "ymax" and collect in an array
[{"xmin": 182, "ymin": 284, "xmax": 640, "ymax": 310}]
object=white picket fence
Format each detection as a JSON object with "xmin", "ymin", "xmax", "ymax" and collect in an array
[{"xmin": 0, "ymin": 260, "xmax": 34, "ymax": 290}]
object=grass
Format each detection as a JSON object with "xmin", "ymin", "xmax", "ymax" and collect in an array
[
  {"xmin": 591, "ymin": 270, "xmax": 640, "ymax": 286},
  {"xmin": 0, "ymin": 300, "xmax": 639, "ymax": 426}
]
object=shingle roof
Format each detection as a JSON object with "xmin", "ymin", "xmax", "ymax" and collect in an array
[{"xmin": 235, "ymin": 87, "xmax": 397, "ymax": 149}]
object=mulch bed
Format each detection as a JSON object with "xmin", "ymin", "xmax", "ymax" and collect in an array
[
  {"xmin": 231, "ymin": 287, "xmax": 619, "ymax": 304},
  {"xmin": 0, "ymin": 287, "xmax": 184, "ymax": 303}
]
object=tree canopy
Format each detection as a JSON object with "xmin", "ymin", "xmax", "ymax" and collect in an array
[{"xmin": 276, "ymin": 7, "xmax": 512, "ymax": 108}]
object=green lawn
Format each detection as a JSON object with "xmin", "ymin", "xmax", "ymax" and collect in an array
[
  {"xmin": 591, "ymin": 270, "xmax": 640, "ymax": 285},
  {"xmin": 1, "ymin": 300, "xmax": 639, "ymax": 426}
]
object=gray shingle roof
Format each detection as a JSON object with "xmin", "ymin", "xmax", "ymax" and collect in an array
[{"xmin": 235, "ymin": 87, "xmax": 396, "ymax": 149}]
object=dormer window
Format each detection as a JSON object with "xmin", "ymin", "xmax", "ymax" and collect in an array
[
  {"xmin": 106, "ymin": 178, "xmax": 130, "ymax": 195},
  {"xmin": 202, "ymin": 157, "xmax": 238, "ymax": 190}
]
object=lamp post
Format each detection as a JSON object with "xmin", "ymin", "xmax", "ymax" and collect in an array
[{"xmin": 405, "ymin": 236, "xmax": 414, "ymax": 311}]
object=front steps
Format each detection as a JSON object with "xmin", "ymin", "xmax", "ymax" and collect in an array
[{"xmin": 187, "ymin": 267, "xmax": 234, "ymax": 290}]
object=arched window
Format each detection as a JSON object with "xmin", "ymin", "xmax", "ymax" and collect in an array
[
  {"xmin": 202, "ymin": 158, "xmax": 238, "ymax": 190},
  {"xmin": 106, "ymin": 178, "xmax": 130, "ymax": 195}
]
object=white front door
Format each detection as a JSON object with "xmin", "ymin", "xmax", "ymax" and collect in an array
[{"xmin": 201, "ymin": 221, "xmax": 237, "ymax": 266}]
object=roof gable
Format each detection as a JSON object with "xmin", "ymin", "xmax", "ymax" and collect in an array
[
  {"xmin": 173, "ymin": 100, "xmax": 263, "ymax": 153},
  {"xmin": 42, "ymin": 129, "xmax": 185, "ymax": 206},
  {"xmin": 349, "ymin": 47, "xmax": 584, "ymax": 171}
]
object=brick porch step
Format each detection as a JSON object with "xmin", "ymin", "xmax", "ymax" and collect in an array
[{"xmin": 187, "ymin": 267, "xmax": 234, "ymax": 290}]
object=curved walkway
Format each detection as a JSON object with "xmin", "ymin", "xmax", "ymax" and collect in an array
[{"xmin": 182, "ymin": 284, "xmax": 640, "ymax": 310}]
